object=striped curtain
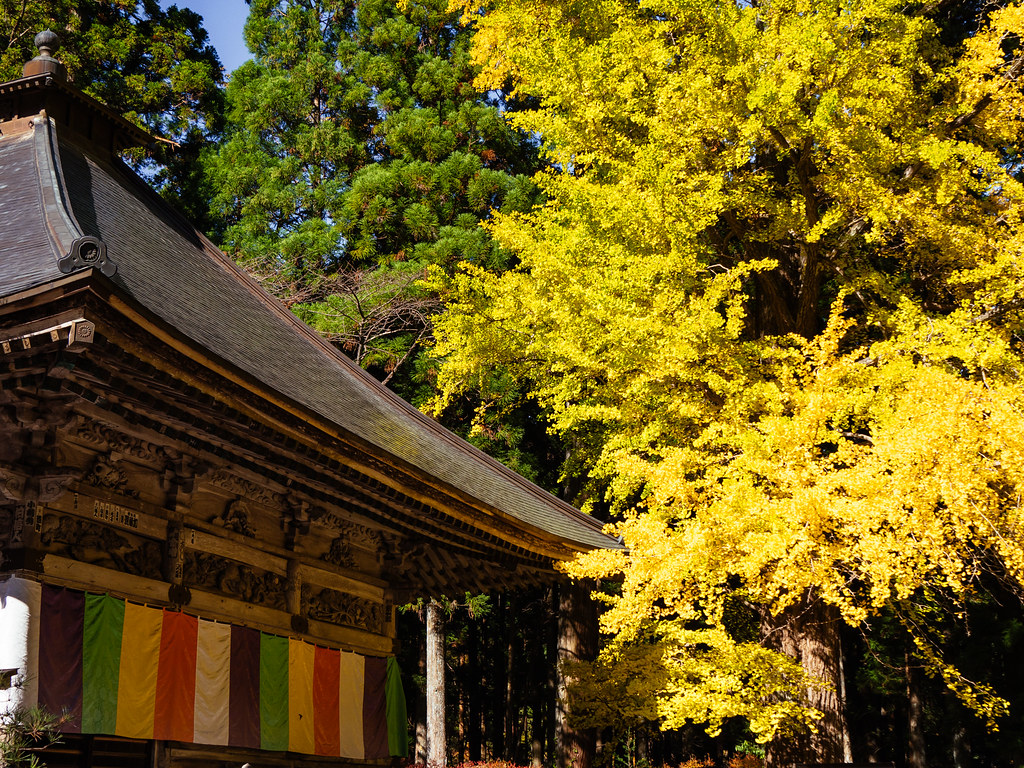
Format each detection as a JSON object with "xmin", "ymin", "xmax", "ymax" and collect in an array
[{"xmin": 33, "ymin": 584, "xmax": 408, "ymax": 759}]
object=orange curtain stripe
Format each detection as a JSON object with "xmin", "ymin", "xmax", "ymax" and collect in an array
[
  {"xmin": 313, "ymin": 646, "xmax": 341, "ymax": 756},
  {"xmin": 154, "ymin": 611, "xmax": 198, "ymax": 742}
]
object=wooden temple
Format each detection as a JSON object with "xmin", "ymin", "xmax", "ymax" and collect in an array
[{"xmin": 0, "ymin": 35, "xmax": 613, "ymax": 768}]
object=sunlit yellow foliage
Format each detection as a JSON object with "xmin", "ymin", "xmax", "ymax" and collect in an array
[{"xmin": 433, "ymin": 0, "xmax": 1024, "ymax": 742}]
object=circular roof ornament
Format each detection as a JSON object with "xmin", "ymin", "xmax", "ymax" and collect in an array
[{"xmin": 34, "ymin": 30, "xmax": 60, "ymax": 57}]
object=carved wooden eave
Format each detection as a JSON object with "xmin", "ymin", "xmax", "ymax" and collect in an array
[
  {"xmin": 0, "ymin": 289, "xmax": 581, "ymax": 599},
  {"xmin": 0, "ymin": 68, "xmax": 618, "ymax": 628}
]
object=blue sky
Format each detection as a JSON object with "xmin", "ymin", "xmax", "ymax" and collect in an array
[{"xmin": 161, "ymin": 0, "xmax": 251, "ymax": 74}]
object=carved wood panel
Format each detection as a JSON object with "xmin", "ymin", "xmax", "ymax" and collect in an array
[
  {"xmin": 302, "ymin": 584, "xmax": 384, "ymax": 633},
  {"xmin": 38, "ymin": 510, "xmax": 162, "ymax": 580},
  {"xmin": 182, "ymin": 550, "xmax": 287, "ymax": 611}
]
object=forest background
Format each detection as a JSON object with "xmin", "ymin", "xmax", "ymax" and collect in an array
[{"xmin": 3, "ymin": 0, "xmax": 1024, "ymax": 766}]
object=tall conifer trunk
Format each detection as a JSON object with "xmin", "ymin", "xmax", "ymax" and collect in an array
[
  {"xmin": 415, "ymin": 610, "xmax": 429, "ymax": 765},
  {"xmin": 427, "ymin": 600, "xmax": 447, "ymax": 768},
  {"xmin": 556, "ymin": 580, "xmax": 598, "ymax": 768},
  {"xmin": 491, "ymin": 593, "xmax": 507, "ymax": 758},
  {"xmin": 467, "ymin": 620, "xmax": 482, "ymax": 762}
]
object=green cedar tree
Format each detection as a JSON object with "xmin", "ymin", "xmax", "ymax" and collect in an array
[
  {"xmin": 0, "ymin": 0, "xmax": 225, "ymax": 229},
  {"xmin": 208, "ymin": 0, "xmax": 540, "ymax": 391}
]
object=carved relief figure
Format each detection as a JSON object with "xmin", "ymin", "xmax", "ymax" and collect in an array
[
  {"xmin": 321, "ymin": 536, "xmax": 355, "ymax": 568},
  {"xmin": 85, "ymin": 456, "xmax": 139, "ymax": 498},
  {"xmin": 211, "ymin": 499, "xmax": 257, "ymax": 538},
  {"xmin": 38, "ymin": 511, "xmax": 162, "ymax": 579}
]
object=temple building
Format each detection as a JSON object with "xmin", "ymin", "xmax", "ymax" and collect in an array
[{"xmin": 0, "ymin": 34, "xmax": 613, "ymax": 768}]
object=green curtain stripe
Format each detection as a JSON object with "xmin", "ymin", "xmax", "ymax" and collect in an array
[
  {"xmin": 82, "ymin": 593, "xmax": 125, "ymax": 735},
  {"xmin": 385, "ymin": 656, "xmax": 409, "ymax": 757},
  {"xmin": 259, "ymin": 632, "xmax": 289, "ymax": 751}
]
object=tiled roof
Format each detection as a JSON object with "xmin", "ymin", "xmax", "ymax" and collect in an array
[{"xmin": 0, "ymin": 93, "xmax": 615, "ymax": 554}]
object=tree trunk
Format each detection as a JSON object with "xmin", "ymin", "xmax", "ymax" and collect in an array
[
  {"xmin": 427, "ymin": 600, "xmax": 446, "ymax": 768},
  {"xmin": 947, "ymin": 688, "xmax": 969, "ymax": 768},
  {"xmin": 467, "ymin": 618, "xmax": 482, "ymax": 762},
  {"xmin": 906, "ymin": 649, "xmax": 926, "ymax": 768},
  {"xmin": 556, "ymin": 579, "xmax": 598, "ymax": 768},
  {"xmin": 765, "ymin": 595, "xmax": 851, "ymax": 766},
  {"xmin": 547, "ymin": 587, "xmax": 559, "ymax": 763},
  {"xmin": 490, "ymin": 592, "xmax": 507, "ymax": 758},
  {"xmin": 415, "ymin": 611, "xmax": 429, "ymax": 765},
  {"xmin": 505, "ymin": 592, "xmax": 518, "ymax": 760}
]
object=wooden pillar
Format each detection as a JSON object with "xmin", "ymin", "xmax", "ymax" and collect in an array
[{"xmin": 427, "ymin": 599, "xmax": 446, "ymax": 767}]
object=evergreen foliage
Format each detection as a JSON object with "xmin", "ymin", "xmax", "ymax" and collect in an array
[
  {"xmin": 0, "ymin": 700, "xmax": 70, "ymax": 767},
  {"xmin": 208, "ymin": 0, "xmax": 540, "ymax": 385},
  {"xmin": 0, "ymin": 0, "xmax": 225, "ymax": 228}
]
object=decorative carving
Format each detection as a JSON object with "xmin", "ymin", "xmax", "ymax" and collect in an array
[
  {"xmin": 321, "ymin": 536, "xmax": 355, "ymax": 568},
  {"xmin": 34, "ymin": 471, "xmax": 78, "ymax": 503},
  {"xmin": 74, "ymin": 420, "xmax": 171, "ymax": 464},
  {"xmin": 58, "ymin": 236, "xmax": 117, "ymax": 277},
  {"xmin": 310, "ymin": 511, "xmax": 384, "ymax": 553},
  {"xmin": 38, "ymin": 511, "xmax": 162, "ymax": 579},
  {"xmin": 302, "ymin": 585, "xmax": 384, "ymax": 633},
  {"xmin": 183, "ymin": 550, "xmax": 286, "ymax": 610},
  {"xmin": 67, "ymin": 320, "xmax": 95, "ymax": 351},
  {"xmin": 208, "ymin": 468, "xmax": 284, "ymax": 508},
  {"xmin": 382, "ymin": 539, "xmax": 428, "ymax": 579},
  {"xmin": 0, "ymin": 467, "xmax": 26, "ymax": 502},
  {"xmin": 211, "ymin": 499, "xmax": 257, "ymax": 538},
  {"xmin": 85, "ymin": 456, "xmax": 139, "ymax": 499}
]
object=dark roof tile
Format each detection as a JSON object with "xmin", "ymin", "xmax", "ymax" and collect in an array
[{"xmin": 0, "ymin": 115, "xmax": 615, "ymax": 552}]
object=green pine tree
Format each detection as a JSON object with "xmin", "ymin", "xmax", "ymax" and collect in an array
[
  {"xmin": 0, "ymin": 0, "xmax": 225, "ymax": 229},
  {"xmin": 208, "ymin": 0, "xmax": 540, "ymax": 388}
]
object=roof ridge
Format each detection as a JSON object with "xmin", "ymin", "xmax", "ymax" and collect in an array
[
  {"xmin": 91, "ymin": 154, "xmax": 608, "ymax": 536},
  {"xmin": 2, "ymin": 122, "xmax": 617, "ymax": 552}
]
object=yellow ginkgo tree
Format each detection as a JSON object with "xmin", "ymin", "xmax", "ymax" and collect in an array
[{"xmin": 429, "ymin": 0, "xmax": 1024, "ymax": 761}]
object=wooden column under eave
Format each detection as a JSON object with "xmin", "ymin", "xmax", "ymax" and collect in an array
[{"xmin": 426, "ymin": 599, "xmax": 447, "ymax": 768}]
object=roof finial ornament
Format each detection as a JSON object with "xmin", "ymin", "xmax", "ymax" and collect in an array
[
  {"xmin": 35, "ymin": 30, "xmax": 59, "ymax": 58},
  {"xmin": 23, "ymin": 29, "xmax": 67, "ymax": 82}
]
